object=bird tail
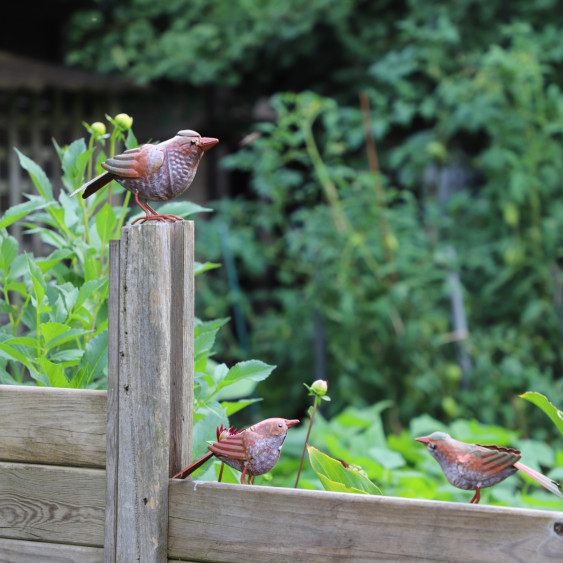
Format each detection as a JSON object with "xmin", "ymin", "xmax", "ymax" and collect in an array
[
  {"xmin": 171, "ymin": 452, "xmax": 214, "ymax": 480},
  {"xmin": 70, "ymin": 172, "xmax": 113, "ymax": 199},
  {"xmin": 514, "ymin": 461, "xmax": 563, "ymax": 498}
]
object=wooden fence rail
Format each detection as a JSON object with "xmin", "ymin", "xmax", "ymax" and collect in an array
[{"xmin": 1, "ymin": 222, "xmax": 562, "ymax": 562}]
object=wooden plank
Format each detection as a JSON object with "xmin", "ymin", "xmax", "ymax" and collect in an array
[
  {"xmin": 110, "ymin": 223, "xmax": 194, "ymax": 562},
  {"xmin": 104, "ymin": 240, "xmax": 120, "ymax": 563},
  {"xmin": 0, "ymin": 386, "xmax": 106, "ymax": 468},
  {"xmin": 0, "ymin": 462, "xmax": 105, "ymax": 546},
  {"xmin": 0, "ymin": 538, "xmax": 103, "ymax": 563},
  {"xmin": 168, "ymin": 481, "xmax": 563, "ymax": 562},
  {"xmin": 168, "ymin": 221, "xmax": 194, "ymax": 477}
]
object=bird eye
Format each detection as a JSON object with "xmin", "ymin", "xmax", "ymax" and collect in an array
[
  {"xmin": 429, "ymin": 442, "xmax": 437, "ymax": 450},
  {"xmin": 278, "ymin": 423, "xmax": 283, "ymax": 428},
  {"xmin": 190, "ymin": 139, "xmax": 197, "ymax": 145}
]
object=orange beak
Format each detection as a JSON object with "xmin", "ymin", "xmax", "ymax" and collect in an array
[
  {"xmin": 199, "ymin": 137, "xmax": 219, "ymax": 151},
  {"xmin": 285, "ymin": 419, "xmax": 300, "ymax": 428},
  {"xmin": 415, "ymin": 436, "xmax": 430, "ymax": 445}
]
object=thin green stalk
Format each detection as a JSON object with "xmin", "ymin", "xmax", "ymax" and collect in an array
[{"xmin": 294, "ymin": 399, "xmax": 318, "ymax": 488}]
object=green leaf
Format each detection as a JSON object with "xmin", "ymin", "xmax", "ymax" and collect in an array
[
  {"xmin": 307, "ymin": 445, "xmax": 381, "ymax": 495},
  {"xmin": 96, "ymin": 202, "xmax": 117, "ymax": 246},
  {"xmin": 14, "ymin": 148, "xmax": 53, "ymax": 200},
  {"xmin": 0, "ymin": 234, "xmax": 18, "ymax": 273},
  {"xmin": 38, "ymin": 357, "xmax": 69, "ymax": 387},
  {"xmin": 75, "ymin": 278, "xmax": 108, "ymax": 310},
  {"xmin": 520, "ymin": 392, "xmax": 563, "ymax": 437},
  {"xmin": 220, "ymin": 398, "xmax": 262, "ymax": 416},
  {"xmin": 0, "ymin": 199, "xmax": 53, "ymax": 230},
  {"xmin": 26, "ymin": 254, "xmax": 46, "ymax": 304},
  {"xmin": 216, "ymin": 360, "xmax": 275, "ymax": 392},
  {"xmin": 194, "ymin": 261, "xmax": 222, "ymax": 275},
  {"xmin": 70, "ymin": 329, "xmax": 108, "ymax": 388}
]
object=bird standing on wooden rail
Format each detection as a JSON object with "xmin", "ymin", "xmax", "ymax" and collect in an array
[
  {"xmin": 415, "ymin": 431, "xmax": 563, "ymax": 504},
  {"xmin": 71, "ymin": 129, "xmax": 219, "ymax": 224},
  {"xmin": 172, "ymin": 418, "xmax": 300, "ymax": 484}
]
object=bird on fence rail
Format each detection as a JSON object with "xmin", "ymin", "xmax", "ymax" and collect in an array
[
  {"xmin": 172, "ymin": 418, "xmax": 300, "ymax": 484},
  {"xmin": 415, "ymin": 431, "xmax": 563, "ymax": 504},
  {"xmin": 71, "ymin": 130, "xmax": 219, "ymax": 224}
]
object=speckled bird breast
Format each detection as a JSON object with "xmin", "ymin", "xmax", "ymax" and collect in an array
[
  {"xmin": 118, "ymin": 140, "xmax": 203, "ymax": 202},
  {"xmin": 218, "ymin": 434, "xmax": 287, "ymax": 477}
]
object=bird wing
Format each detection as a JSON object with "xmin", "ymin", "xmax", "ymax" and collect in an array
[
  {"xmin": 208, "ymin": 430, "xmax": 251, "ymax": 461},
  {"xmin": 101, "ymin": 144, "xmax": 165, "ymax": 178},
  {"xmin": 457, "ymin": 443, "xmax": 521, "ymax": 479}
]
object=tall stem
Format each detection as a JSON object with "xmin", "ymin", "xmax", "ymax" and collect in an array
[{"xmin": 294, "ymin": 399, "xmax": 318, "ymax": 488}]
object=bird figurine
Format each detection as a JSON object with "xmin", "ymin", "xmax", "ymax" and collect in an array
[
  {"xmin": 72, "ymin": 129, "xmax": 219, "ymax": 224},
  {"xmin": 415, "ymin": 431, "xmax": 563, "ymax": 503},
  {"xmin": 172, "ymin": 418, "xmax": 300, "ymax": 484}
]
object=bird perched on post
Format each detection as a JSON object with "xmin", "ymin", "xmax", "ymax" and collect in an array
[
  {"xmin": 172, "ymin": 418, "xmax": 300, "ymax": 484},
  {"xmin": 72, "ymin": 129, "xmax": 218, "ymax": 224},
  {"xmin": 415, "ymin": 431, "xmax": 562, "ymax": 504}
]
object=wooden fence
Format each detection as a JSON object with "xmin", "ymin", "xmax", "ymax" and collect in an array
[{"xmin": 1, "ymin": 222, "xmax": 562, "ymax": 562}]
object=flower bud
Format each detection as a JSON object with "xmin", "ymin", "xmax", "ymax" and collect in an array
[
  {"xmin": 114, "ymin": 113, "xmax": 133, "ymax": 131},
  {"xmin": 311, "ymin": 379, "xmax": 328, "ymax": 397},
  {"xmin": 90, "ymin": 122, "xmax": 106, "ymax": 137}
]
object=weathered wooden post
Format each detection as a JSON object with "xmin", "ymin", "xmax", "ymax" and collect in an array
[{"xmin": 105, "ymin": 222, "xmax": 194, "ymax": 563}]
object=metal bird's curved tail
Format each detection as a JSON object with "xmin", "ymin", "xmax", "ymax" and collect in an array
[
  {"xmin": 171, "ymin": 452, "xmax": 214, "ymax": 480},
  {"xmin": 514, "ymin": 461, "xmax": 563, "ymax": 498},
  {"xmin": 70, "ymin": 171, "xmax": 115, "ymax": 199}
]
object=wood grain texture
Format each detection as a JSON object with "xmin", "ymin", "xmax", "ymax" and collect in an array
[
  {"xmin": 168, "ymin": 221, "xmax": 194, "ymax": 478},
  {"xmin": 0, "ymin": 538, "xmax": 103, "ymax": 563},
  {"xmin": 0, "ymin": 386, "xmax": 106, "ymax": 467},
  {"xmin": 112, "ymin": 223, "xmax": 196, "ymax": 562},
  {"xmin": 0, "ymin": 462, "xmax": 105, "ymax": 546},
  {"xmin": 168, "ymin": 481, "xmax": 563, "ymax": 562},
  {"xmin": 105, "ymin": 239, "xmax": 120, "ymax": 563}
]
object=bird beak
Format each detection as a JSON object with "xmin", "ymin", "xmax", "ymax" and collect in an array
[
  {"xmin": 285, "ymin": 419, "xmax": 300, "ymax": 428},
  {"xmin": 199, "ymin": 137, "xmax": 219, "ymax": 151},
  {"xmin": 415, "ymin": 436, "xmax": 430, "ymax": 445}
]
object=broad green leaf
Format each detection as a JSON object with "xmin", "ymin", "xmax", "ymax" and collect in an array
[
  {"xmin": 38, "ymin": 357, "xmax": 69, "ymax": 387},
  {"xmin": 96, "ymin": 202, "xmax": 117, "ymax": 245},
  {"xmin": 70, "ymin": 329, "xmax": 108, "ymax": 388},
  {"xmin": 15, "ymin": 148, "xmax": 53, "ymax": 200},
  {"xmin": 217, "ymin": 360, "xmax": 274, "ymax": 392},
  {"xmin": 0, "ymin": 234, "xmax": 18, "ymax": 272},
  {"xmin": 307, "ymin": 445, "xmax": 381, "ymax": 495},
  {"xmin": 0, "ymin": 199, "xmax": 52, "ymax": 230},
  {"xmin": 220, "ymin": 398, "xmax": 262, "ymax": 416},
  {"xmin": 520, "ymin": 392, "xmax": 563, "ymax": 437}
]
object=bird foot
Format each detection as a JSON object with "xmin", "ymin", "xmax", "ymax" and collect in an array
[
  {"xmin": 132, "ymin": 191, "xmax": 184, "ymax": 225},
  {"xmin": 131, "ymin": 213, "xmax": 184, "ymax": 225}
]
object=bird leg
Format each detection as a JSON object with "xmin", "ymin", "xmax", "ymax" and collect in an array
[
  {"xmin": 131, "ymin": 191, "xmax": 184, "ymax": 224},
  {"xmin": 240, "ymin": 466, "xmax": 248, "ymax": 485},
  {"xmin": 469, "ymin": 488, "xmax": 481, "ymax": 504}
]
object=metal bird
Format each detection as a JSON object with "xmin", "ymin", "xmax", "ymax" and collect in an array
[
  {"xmin": 72, "ymin": 129, "xmax": 218, "ymax": 224},
  {"xmin": 415, "ymin": 431, "xmax": 562, "ymax": 503},
  {"xmin": 172, "ymin": 418, "xmax": 300, "ymax": 484}
]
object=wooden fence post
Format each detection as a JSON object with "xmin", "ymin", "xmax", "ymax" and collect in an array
[{"xmin": 105, "ymin": 222, "xmax": 194, "ymax": 563}]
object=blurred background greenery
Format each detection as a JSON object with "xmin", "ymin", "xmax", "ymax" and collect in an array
[{"xmin": 2, "ymin": 0, "xmax": 563, "ymax": 506}]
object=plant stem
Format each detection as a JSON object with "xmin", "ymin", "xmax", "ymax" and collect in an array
[{"xmin": 294, "ymin": 399, "xmax": 318, "ymax": 488}]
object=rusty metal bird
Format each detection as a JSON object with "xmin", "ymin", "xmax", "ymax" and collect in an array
[
  {"xmin": 172, "ymin": 418, "xmax": 300, "ymax": 484},
  {"xmin": 72, "ymin": 129, "xmax": 218, "ymax": 224},
  {"xmin": 415, "ymin": 431, "xmax": 562, "ymax": 503}
]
